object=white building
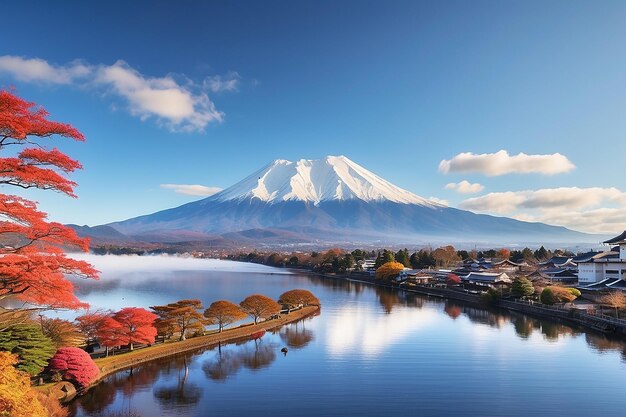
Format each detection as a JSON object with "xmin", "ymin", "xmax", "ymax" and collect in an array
[
  {"xmin": 461, "ymin": 272, "xmax": 511, "ymax": 287},
  {"xmin": 578, "ymin": 231, "xmax": 626, "ymax": 285}
]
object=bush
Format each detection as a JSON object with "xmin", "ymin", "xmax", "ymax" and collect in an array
[
  {"xmin": 540, "ymin": 288, "xmax": 556, "ymax": 305},
  {"xmin": 48, "ymin": 347, "xmax": 99, "ymax": 389},
  {"xmin": 446, "ymin": 274, "xmax": 461, "ymax": 286},
  {"xmin": 568, "ymin": 288, "xmax": 581, "ymax": 298}
]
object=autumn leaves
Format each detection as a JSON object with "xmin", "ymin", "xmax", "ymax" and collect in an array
[
  {"xmin": 0, "ymin": 90, "xmax": 98, "ymax": 311},
  {"xmin": 77, "ymin": 289, "xmax": 319, "ymax": 357}
]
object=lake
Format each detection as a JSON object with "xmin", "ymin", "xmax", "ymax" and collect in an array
[{"xmin": 67, "ymin": 254, "xmax": 626, "ymax": 417}]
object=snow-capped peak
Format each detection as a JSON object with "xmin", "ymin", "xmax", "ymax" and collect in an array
[{"xmin": 210, "ymin": 155, "xmax": 436, "ymax": 206}]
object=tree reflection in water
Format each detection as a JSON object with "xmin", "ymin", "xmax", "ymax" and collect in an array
[
  {"xmin": 203, "ymin": 338, "xmax": 279, "ymax": 382},
  {"xmin": 369, "ymin": 286, "xmax": 590, "ymax": 346},
  {"xmin": 153, "ymin": 356, "xmax": 203, "ymax": 410},
  {"xmin": 585, "ymin": 332, "xmax": 626, "ymax": 361},
  {"xmin": 278, "ymin": 320, "xmax": 315, "ymax": 349},
  {"xmin": 443, "ymin": 303, "xmax": 462, "ymax": 320}
]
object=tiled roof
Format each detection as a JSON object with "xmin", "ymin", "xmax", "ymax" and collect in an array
[
  {"xmin": 604, "ymin": 231, "xmax": 626, "ymax": 244},
  {"xmin": 572, "ymin": 251, "xmax": 602, "ymax": 263}
]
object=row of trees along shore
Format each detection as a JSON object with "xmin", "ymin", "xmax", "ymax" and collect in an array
[
  {"xmin": 227, "ymin": 245, "xmax": 578, "ymax": 273},
  {"xmin": 1, "ymin": 289, "xmax": 319, "ymax": 416}
]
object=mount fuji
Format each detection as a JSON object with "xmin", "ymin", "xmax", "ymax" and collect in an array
[{"xmin": 95, "ymin": 156, "xmax": 592, "ymax": 245}]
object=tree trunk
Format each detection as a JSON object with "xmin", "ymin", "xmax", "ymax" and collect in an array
[{"xmin": 130, "ymin": 342, "xmax": 134, "ymax": 351}]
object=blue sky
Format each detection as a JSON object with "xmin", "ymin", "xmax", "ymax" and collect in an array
[{"xmin": 1, "ymin": 0, "xmax": 626, "ymax": 233}]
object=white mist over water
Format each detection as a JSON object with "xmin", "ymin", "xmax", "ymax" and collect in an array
[{"xmin": 69, "ymin": 253, "xmax": 289, "ymax": 275}]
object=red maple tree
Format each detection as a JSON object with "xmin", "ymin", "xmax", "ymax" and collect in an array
[
  {"xmin": 0, "ymin": 90, "xmax": 98, "ymax": 310},
  {"xmin": 111, "ymin": 307, "xmax": 158, "ymax": 350},
  {"xmin": 94, "ymin": 316, "xmax": 126, "ymax": 356},
  {"xmin": 47, "ymin": 347, "xmax": 99, "ymax": 389},
  {"xmin": 76, "ymin": 310, "xmax": 111, "ymax": 351},
  {"xmin": 446, "ymin": 273, "xmax": 461, "ymax": 286}
]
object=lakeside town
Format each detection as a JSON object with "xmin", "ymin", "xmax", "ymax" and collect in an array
[
  {"xmin": 91, "ymin": 230, "xmax": 626, "ymax": 319},
  {"xmin": 213, "ymin": 231, "xmax": 626, "ymax": 324}
]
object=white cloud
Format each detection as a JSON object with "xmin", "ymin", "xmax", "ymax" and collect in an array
[
  {"xmin": 203, "ymin": 72, "xmax": 240, "ymax": 92},
  {"xmin": 428, "ymin": 197, "xmax": 449, "ymax": 206},
  {"xmin": 0, "ymin": 55, "xmax": 232, "ymax": 132},
  {"xmin": 439, "ymin": 150, "xmax": 575, "ymax": 176},
  {"xmin": 95, "ymin": 60, "xmax": 224, "ymax": 132},
  {"xmin": 0, "ymin": 55, "xmax": 90, "ymax": 84},
  {"xmin": 444, "ymin": 180, "xmax": 484, "ymax": 194},
  {"xmin": 460, "ymin": 187, "xmax": 626, "ymax": 233},
  {"xmin": 160, "ymin": 184, "xmax": 223, "ymax": 197}
]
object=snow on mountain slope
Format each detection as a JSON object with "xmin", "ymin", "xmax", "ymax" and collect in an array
[
  {"xmin": 211, "ymin": 155, "xmax": 436, "ymax": 206},
  {"xmin": 104, "ymin": 154, "xmax": 595, "ymax": 244}
]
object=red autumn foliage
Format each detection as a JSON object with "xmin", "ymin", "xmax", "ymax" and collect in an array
[
  {"xmin": 0, "ymin": 90, "xmax": 98, "ymax": 309},
  {"xmin": 94, "ymin": 317, "xmax": 126, "ymax": 349},
  {"xmin": 75, "ymin": 311, "xmax": 110, "ymax": 342},
  {"xmin": 446, "ymin": 273, "xmax": 461, "ymax": 286},
  {"xmin": 47, "ymin": 347, "xmax": 99, "ymax": 389},
  {"xmin": 111, "ymin": 308, "xmax": 158, "ymax": 350},
  {"xmin": 497, "ymin": 248, "xmax": 511, "ymax": 260}
]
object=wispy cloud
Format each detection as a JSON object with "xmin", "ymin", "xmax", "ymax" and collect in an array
[
  {"xmin": 460, "ymin": 187, "xmax": 626, "ymax": 233},
  {"xmin": 0, "ymin": 55, "xmax": 90, "ymax": 84},
  {"xmin": 444, "ymin": 180, "xmax": 484, "ymax": 194},
  {"xmin": 439, "ymin": 150, "xmax": 575, "ymax": 176},
  {"xmin": 160, "ymin": 184, "xmax": 223, "ymax": 196},
  {"xmin": 95, "ymin": 60, "xmax": 224, "ymax": 132},
  {"xmin": 0, "ymin": 55, "xmax": 236, "ymax": 132},
  {"xmin": 203, "ymin": 71, "xmax": 240, "ymax": 92}
]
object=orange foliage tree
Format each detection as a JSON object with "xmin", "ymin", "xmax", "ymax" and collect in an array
[
  {"xmin": 0, "ymin": 90, "xmax": 98, "ymax": 311},
  {"xmin": 151, "ymin": 299, "xmax": 206, "ymax": 341},
  {"xmin": 204, "ymin": 300, "xmax": 247, "ymax": 332},
  {"xmin": 278, "ymin": 289, "xmax": 320, "ymax": 310},
  {"xmin": 0, "ymin": 351, "xmax": 47, "ymax": 417},
  {"xmin": 599, "ymin": 290, "xmax": 626, "ymax": 316},
  {"xmin": 375, "ymin": 261, "xmax": 405, "ymax": 280},
  {"xmin": 240, "ymin": 294, "xmax": 281, "ymax": 325},
  {"xmin": 41, "ymin": 317, "xmax": 84, "ymax": 348},
  {"xmin": 431, "ymin": 245, "xmax": 461, "ymax": 267},
  {"xmin": 497, "ymin": 248, "xmax": 511, "ymax": 259}
]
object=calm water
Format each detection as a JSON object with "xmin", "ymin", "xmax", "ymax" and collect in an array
[{"xmin": 67, "ymin": 254, "xmax": 626, "ymax": 417}]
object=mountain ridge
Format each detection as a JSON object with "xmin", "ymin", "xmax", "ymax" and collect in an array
[
  {"xmin": 89, "ymin": 155, "xmax": 598, "ymax": 246},
  {"xmin": 209, "ymin": 155, "xmax": 437, "ymax": 206}
]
